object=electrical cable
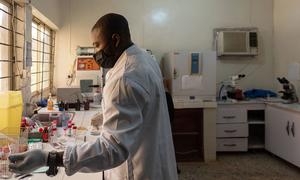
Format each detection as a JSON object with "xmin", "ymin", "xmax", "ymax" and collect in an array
[{"xmin": 66, "ymin": 58, "xmax": 77, "ymax": 86}]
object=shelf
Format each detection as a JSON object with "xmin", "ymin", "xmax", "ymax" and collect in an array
[
  {"xmin": 248, "ymin": 121, "xmax": 265, "ymax": 125},
  {"xmin": 248, "ymin": 134, "xmax": 265, "ymax": 149},
  {"xmin": 247, "ymin": 110, "xmax": 265, "ymax": 123},
  {"xmin": 248, "ymin": 144, "xmax": 265, "ymax": 149},
  {"xmin": 248, "ymin": 117, "xmax": 265, "ymax": 122}
]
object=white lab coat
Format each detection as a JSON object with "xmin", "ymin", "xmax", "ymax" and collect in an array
[{"xmin": 63, "ymin": 45, "xmax": 178, "ymax": 180}]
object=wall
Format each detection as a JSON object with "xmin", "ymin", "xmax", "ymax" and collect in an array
[
  {"xmin": 273, "ymin": 0, "xmax": 300, "ymax": 93},
  {"xmin": 54, "ymin": 0, "xmax": 275, "ymax": 92},
  {"xmin": 31, "ymin": 0, "xmax": 62, "ymax": 29}
]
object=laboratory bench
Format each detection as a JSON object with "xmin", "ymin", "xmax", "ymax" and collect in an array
[
  {"xmin": 7, "ymin": 99, "xmax": 218, "ymax": 179},
  {"xmin": 8, "ymin": 106, "xmax": 104, "ymax": 180}
]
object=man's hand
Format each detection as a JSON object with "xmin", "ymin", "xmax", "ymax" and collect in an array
[
  {"xmin": 8, "ymin": 149, "xmax": 48, "ymax": 174},
  {"xmin": 91, "ymin": 112, "xmax": 103, "ymax": 130}
]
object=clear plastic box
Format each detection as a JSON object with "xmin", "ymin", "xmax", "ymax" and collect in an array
[{"xmin": 0, "ymin": 128, "xmax": 28, "ymax": 179}]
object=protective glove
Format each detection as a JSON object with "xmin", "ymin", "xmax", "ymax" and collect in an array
[
  {"xmin": 8, "ymin": 149, "xmax": 49, "ymax": 174},
  {"xmin": 90, "ymin": 112, "xmax": 103, "ymax": 130}
]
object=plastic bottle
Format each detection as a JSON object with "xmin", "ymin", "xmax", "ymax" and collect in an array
[
  {"xmin": 42, "ymin": 127, "xmax": 49, "ymax": 142},
  {"xmin": 47, "ymin": 93, "xmax": 54, "ymax": 111},
  {"xmin": 67, "ymin": 124, "xmax": 72, "ymax": 137},
  {"xmin": 75, "ymin": 99, "xmax": 81, "ymax": 111},
  {"xmin": 72, "ymin": 125, "xmax": 77, "ymax": 136},
  {"xmin": 58, "ymin": 101, "xmax": 65, "ymax": 111},
  {"xmin": 93, "ymin": 91, "xmax": 102, "ymax": 105},
  {"xmin": 61, "ymin": 111, "xmax": 68, "ymax": 128}
]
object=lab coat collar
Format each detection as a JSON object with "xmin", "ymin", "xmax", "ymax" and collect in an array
[{"xmin": 106, "ymin": 44, "xmax": 137, "ymax": 80}]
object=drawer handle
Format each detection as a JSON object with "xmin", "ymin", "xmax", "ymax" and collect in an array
[
  {"xmin": 224, "ymin": 130, "xmax": 237, "ymax": 133},
  {"xmin": 223, "ymin": 116, "xmax": 236, "ymax": 119},
  {"xmin": 223, "ymin": 144, "xmax": 237, "ymax": 147},
  {"xmin": 291, "ymin": 122, "xmax": 295, "ymax": 137},
  {"xmin": 286, "ymin": 121, "xmax": 290, "ymax": 136}
]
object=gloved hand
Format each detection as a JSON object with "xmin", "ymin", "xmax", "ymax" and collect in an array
[
  {"xmin": 8, "ymin": 149, "xmax": 49, "ymax": 174},
  {"xmin": 91, "ymin": 112, "xmax": 103, "ymax": 130}
]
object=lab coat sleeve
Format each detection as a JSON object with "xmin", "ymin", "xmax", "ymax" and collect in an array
[{"xmin": 63, "ymin": 77, "xmax": 149, "ymax": 176}]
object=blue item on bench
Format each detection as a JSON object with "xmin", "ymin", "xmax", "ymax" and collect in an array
[
  {"xmin": 37, "ymin": 98, "xmax": 48, "ymax": 107},
  {"xmin": 244, "ymin": 89, "xmax": 277, "ymax": 98}
]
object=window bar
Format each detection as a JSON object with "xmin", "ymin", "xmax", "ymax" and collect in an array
[
  {"xmin": 32, "ymin": 38, "xmax": 54, "ymax": 47},
  {"xmin": 0, "ymin": 25, "xmax": 24, "ymax": 36},
  {"xmin": 0, "ymin": 8, "xmax": 24, "ymax": 23},
  {"xmin": 9, "ymin": 0, "xmax": 14, "ymax": 90},
  {"xmin": 0, "ymin": 42, "xmax": 22, "ymax": 48},
  {"xmin": 32, "ymin": 25, "xmax": 51, "ymax": 37},
  {"xmin": 0, "ymin": 59, "xmax": 22, "ymax": 62},
  {"xmin": 31, "ymin": 80, "xmax": 49, "ymax": 86},
  {"xmin": 31, "ymin": 70, "xmax": 49, "ymax": 75},
  {"xmin": 32, "ymin": 49, "xmax": 51, "ymax": 54},
  {"xmin": 40, "ymin": 23, "xmax": 45, "ymax": 101},
  {"xmin": 0, "ymin": 75, "xmax": 12, "ymax": 79},
  {"xmin": 50, "ymin": 30, "xmax": 55, "ymax": 91}
]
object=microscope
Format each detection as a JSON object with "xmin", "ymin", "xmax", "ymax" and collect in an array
[
  {"xmin": 277, "ymin": 77, "xmax": 298, "ymax": 104},
  {"xmin": 219, "ymin": 74, "xmax": 246, "ymax": 101}
]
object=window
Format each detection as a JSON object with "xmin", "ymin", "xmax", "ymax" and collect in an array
[
  {"xmin": 0, "ymin": 0, "xmax": 24, "ymax": 92},
  {"xmin": 31, "ymin": 18, "xmax": 55, "ymax": 93}
]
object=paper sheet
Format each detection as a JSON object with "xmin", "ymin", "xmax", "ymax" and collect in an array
[
  {"xmin": 288, "ymin": 62, "xmax": 300, "ymax": 80},
  {"xmin": 182, "ymin": 75, "xmax": 203, "ymax": 90}
]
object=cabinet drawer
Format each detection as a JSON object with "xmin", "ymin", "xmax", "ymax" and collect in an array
[
  {"xmin": 217, "ymin": 138, "xmax": 248, "ymax": 152},
  {"xmin": 173, "ymin": 108, "xmax": 203, "ymax": 132},
  {"xmin": 217, "ymin": 123, "xmax": 248, "ymax": 138},
  {"xmin": 217, "ymin": 108, "xmax": 247, "ymax": 123}
]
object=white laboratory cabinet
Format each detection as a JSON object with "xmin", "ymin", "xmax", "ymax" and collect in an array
[
  {"xmin": 217, "ymin": 102, "xmax": 266, "ymax": 152},
  {"xmin": 265, "ymin": 105, "xmax": 300, "ymax": 167}
]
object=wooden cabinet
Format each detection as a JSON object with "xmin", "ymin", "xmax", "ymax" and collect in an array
[
  {"xmin": 265, "ymin": 105, "xmax": 300, "ymax": 167},
  {"xmin": 172, "ymin": 108, "xmax": 203, "ymax": 162}
]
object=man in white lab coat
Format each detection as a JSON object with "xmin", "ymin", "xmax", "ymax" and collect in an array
[{"xmin": 9, "ymin": 13, "xmax": 178, "ymax": 180}]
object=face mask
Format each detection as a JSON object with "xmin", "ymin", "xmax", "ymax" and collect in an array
[{"xmin": 93, "ymin": 42, "xmax": 118, "ymax": 68}]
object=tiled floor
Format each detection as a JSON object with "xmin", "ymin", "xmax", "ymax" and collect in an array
[{"xmin": 178, "ymin": 151, "xmax": 300, "ymax": 180}]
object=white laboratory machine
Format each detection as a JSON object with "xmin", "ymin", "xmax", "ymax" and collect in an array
[
  {"xmin": 74, "ymin": 56, "xmax": 103, "ymax": 105},
  {"xmin": 162, "ymin": 51, "xmax": 217, "ymax": 108}
]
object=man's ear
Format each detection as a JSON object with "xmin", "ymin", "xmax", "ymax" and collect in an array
[{"xmin": 112, "ymin": 34, "xmax": 121, "ymax": 47}]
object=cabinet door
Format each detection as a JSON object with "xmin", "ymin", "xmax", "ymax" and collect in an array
[
  {"xmin": 289, "ymin": 114, "xmax": 300, "ymax": 167},
  {"xmin": 265, "ymin": 106, "xmax": 292, "ymax": 160}
]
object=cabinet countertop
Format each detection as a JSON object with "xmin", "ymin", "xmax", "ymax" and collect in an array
[
  {"xmin": 218, "ymin": 98, "xmax": 300, "ymax": 114},
  {"xmin": 267, "ymin": 103, "xmax": 300, "ymax": 114},
  {"xmin": 217, "ymin": 98, "xmax": 283, "ymax": 105}
]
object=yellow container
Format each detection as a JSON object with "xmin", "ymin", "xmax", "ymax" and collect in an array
[{"xmin": 0, "ymin": 91, "xmax": 23, "ymax": 136}]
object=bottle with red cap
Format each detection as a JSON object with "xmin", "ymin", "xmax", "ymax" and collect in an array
[
  {"xmin": 42, "ymin": 126, "xmax": 49, "ymax": 142},
  {"xmin": 67, "ymin": 124, "xmax": 72, "ymax": 137},
  {"xmin": 38, "ymin": 127, "xmax": 44, "ymax": 141},
  {"xmin": 72, "ymin": 125, "xmax": 77, "ymax": 137}
]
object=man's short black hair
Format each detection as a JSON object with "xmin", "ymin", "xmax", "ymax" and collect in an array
[{"xmin": 92, "ymin": 13, "xmax": 131, "ymax": 41}]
